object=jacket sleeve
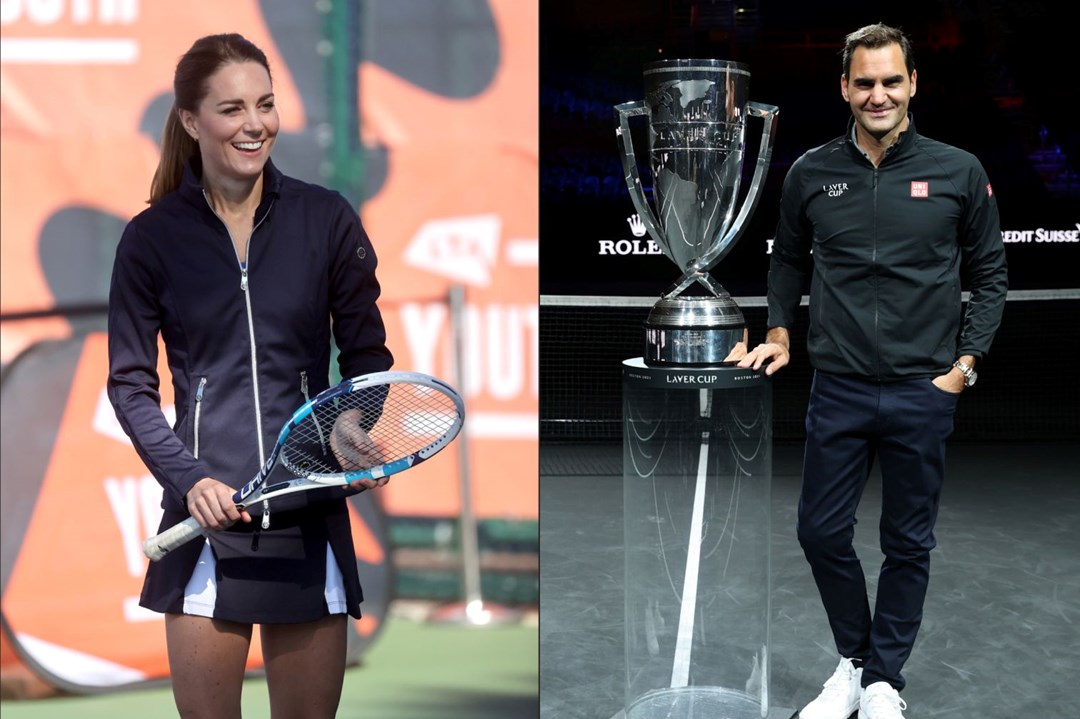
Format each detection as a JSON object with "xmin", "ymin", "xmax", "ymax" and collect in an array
[
  {"xmin": 957, "ymin": 160, "xmax": 1008, "ymax": 358},
  {"xmin": 767, "ymin": 157, "xmax": 813, "ymax": 330},
  {"xmin": 107, "ymin": 221, "xmax": 211, "ymax": 505},
  {"xmin": 328, "ymin": 196, "xmax": 394, "ymax": 379}
]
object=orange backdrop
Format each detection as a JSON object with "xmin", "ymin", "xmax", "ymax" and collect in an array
[
  {"xmin": 0, "ymin": 0, "xmax": 537, "ymax": 521},
  {"xmin": 0, "ymin": 0, "xmax": 537, "ymax": 691}
]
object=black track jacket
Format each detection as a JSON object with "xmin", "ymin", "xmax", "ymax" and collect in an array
[
  {"xmin": 768, "ymin": 116, "xmax": 1008, "ymax": 381},
  {"xmin": 107, "ymin": 158, "xmax": 394, "ymax": 513}
]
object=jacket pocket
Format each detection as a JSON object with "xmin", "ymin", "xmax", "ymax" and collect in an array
[{"xmin": 193, "ymin": 376, "xmax": 208, "ymax": 459}]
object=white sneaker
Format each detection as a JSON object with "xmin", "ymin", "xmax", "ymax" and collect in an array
[
  {"xmin": 859, "ymin": 681, "xmax": 907, "ymax": 718},
  {"xmin": 799, "ymin": 658, "xmax": 862, "ymax": 719}
]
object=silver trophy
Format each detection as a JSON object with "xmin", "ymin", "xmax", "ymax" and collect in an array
[{"xmin": 616, "ymin": 59, "xmax": 778, "ymax": 366}]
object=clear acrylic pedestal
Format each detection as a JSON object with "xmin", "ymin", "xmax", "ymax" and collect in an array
[{"xmin": 622, "ymin": 358, "xmax": 787, "ymax": 719}]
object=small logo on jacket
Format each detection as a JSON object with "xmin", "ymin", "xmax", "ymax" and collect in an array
[
  {"xmin": 823, "ymin": 183, "xmax": 848, "ymax": 197},
  {"xmin": 910, "ymin": 181, "xmax": 929, "ymax": 198}
]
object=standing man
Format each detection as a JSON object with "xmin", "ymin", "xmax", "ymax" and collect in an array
[{"xmin": 738, "ymin": 23, "xmax": 1008, "ymax": 719}]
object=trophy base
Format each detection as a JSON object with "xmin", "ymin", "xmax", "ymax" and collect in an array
[{"xmin": 643, "ymin": 296, "xmax": 746, "ymax": 367}]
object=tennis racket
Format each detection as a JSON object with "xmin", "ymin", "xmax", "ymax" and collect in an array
[{"xmin": 143, "ymin": 370, "xmax": 464, "ymax": 561}]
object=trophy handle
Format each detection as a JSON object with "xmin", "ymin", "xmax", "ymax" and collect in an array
[
  {"xmin": 664, "ymin": 101, "xmax": 780, "ymax": 298},
  {"xmin": 614, "ymin": 101, "xmax": 669, "ymax": 255}
]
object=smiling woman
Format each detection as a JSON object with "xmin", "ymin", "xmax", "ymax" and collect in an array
[
  {"xmin": 177, "ymin": 59, "xmax": 280, "ymax": 259},
  {"xmin": 178, "ymin": 61, "xmax": 279, "ymax": 224},
  {"xmin": 107, "ymin": 31, "xmax": 395, "ymax": 719}
]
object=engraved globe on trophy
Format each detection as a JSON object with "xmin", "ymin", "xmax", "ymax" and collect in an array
[{"xmin": 616, "ymin": 59, "xmax": 779, "ymax": 366}]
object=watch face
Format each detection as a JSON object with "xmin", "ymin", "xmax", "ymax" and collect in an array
[{"xmin": 954, "ymin": 361, "xmax": 976, "ymax": 387}]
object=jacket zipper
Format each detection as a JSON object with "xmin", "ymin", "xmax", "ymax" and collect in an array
[
  {"xmin": 204, "ymin": 192, "xmax": 276, "ymax": 528},
  {"xmin": 238, "ymin": 267, "xmax": 263, "ymax": 460},
  {"xmin": 871, "ymin": 168, "xmax": 881, "ymax": 381},
  {"xmin": 193, "ymin": 376, "xmax": 207, "ymax": 458}
]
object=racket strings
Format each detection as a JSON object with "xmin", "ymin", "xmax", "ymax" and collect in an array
[{"xmin": 281, "ymin": 383, "xmax": 459, "ymax": 476}]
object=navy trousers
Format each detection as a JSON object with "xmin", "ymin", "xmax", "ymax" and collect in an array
[{"xmin": 797, "ymin": 371, "xmax": 959, "ymax": 691}]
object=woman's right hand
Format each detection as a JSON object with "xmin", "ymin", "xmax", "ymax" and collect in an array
[{"xmin": 185, "ymin": 477, "xmax": 251, "ymax": 530}]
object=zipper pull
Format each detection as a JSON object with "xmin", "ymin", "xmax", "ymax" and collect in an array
[
  {"xmin": 301, "ymin": 370, "xmax": 309, "ymax": 398},
  {"xmin": 261, "ymin": 499, "xmax": 270, "ymax": 529},
  {"xmin": 196, "ymin": 377, "xmax": 207, "ymax": 401},
  {"xmin": 240, "ymin": 268, "xmax": 249, "ymax": 291}
]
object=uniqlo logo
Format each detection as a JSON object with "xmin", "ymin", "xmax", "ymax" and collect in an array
[{"xmin": 911, "ymin": 181, "xmax": 929, "ymax": 198}]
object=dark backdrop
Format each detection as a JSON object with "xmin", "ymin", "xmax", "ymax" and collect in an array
[
  {"xmin": 539, "ymin": 0, "xmax": 1079, "ymax": 298},
  {"xmin": 538, "ymin": 0, "xmax": 1079, "ymax": 444}
]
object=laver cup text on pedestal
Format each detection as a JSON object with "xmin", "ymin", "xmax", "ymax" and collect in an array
[{"xmin": 616, "ymin": 59, "xmax": 778, "ymax": 366}]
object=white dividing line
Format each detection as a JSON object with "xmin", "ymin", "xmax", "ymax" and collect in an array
[
  {"xmin": 505, "ymin": 238, "xmax": 538, "ymax": 266},
  {"xmin": 670, "ymin": 389, "xmax": 711, "ymax": 688},
  {"xmin": 467, "ymin": 411, "xmax": 537, "ymax": 439},
  {"xmin": 1, "ymin": 38, "xmax": 138, "ymax": 64}
]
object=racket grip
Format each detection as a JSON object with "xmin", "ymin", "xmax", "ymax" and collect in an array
[{"xmin": 143, "ymin": 516, "xmax": 205, "ymax": 562}]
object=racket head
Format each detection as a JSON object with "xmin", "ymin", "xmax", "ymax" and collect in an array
[{"xmin": 277, "ymin": 370, "xmax": 465, "ymax": 483}]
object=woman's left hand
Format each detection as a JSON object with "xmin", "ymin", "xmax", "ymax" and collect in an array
[{"xmin": 329, "ymin": 408, "xmax": 391, "ymax": 490}]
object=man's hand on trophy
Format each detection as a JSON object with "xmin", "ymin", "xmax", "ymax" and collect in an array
[
  {"xmin": 725, "ymin": 342, "xmax": 749, "ymax": 362},
  {"xmin": 737, "ymin": 327, "xmax": 791, "ymax": 376},
  {"xmin": 329, "ymin": 408, "xmax": 390, "ymax": 490},
  {"xmin": 723, "ymin": 328, "xmax": 751, "ymax": 363}
]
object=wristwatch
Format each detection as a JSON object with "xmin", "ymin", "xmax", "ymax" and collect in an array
[{"xmin": 953, "ymin": 360, "xmax": 977, "ymax": 388}]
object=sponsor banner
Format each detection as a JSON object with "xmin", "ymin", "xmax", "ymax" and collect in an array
[
  {"xmin": 1001, "ymin": 225, "xmax": 1080, "ymax": 243},
  {"xmin": 373, "ymin": 143, "xmax": 539, "ymax": 518},
  {"xmin": 582, "ymin": 212, "xmax": 1079, "ymax": 295},
  {"xmin": 597, "ymin": 216, "xmax": 1080, "ymax": 257}
]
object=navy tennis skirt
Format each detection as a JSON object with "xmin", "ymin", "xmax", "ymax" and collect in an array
[{"xmin": 140, "ymin": 498, "xmax": 364, "ymax": 624}]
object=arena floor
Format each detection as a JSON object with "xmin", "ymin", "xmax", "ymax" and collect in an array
[{"xmin": 540, "ymin": 440, "xmax": 1079, "ymax": 719}]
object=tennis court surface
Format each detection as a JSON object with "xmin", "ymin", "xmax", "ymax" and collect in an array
[{"xmin": 2, "ymin": 608, "xmax": 538, "ymax": 719}]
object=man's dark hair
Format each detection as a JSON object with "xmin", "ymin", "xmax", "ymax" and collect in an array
[{"xmin": 842, "ymin": 23, "xmax": 915, "ymax": 78}]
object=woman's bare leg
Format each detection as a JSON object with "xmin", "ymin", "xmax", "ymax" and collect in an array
[
  {"xmin": 165, "ymin": 613, "xmax": 253, "ymax": 719},
  {"xmin": 261, "ymin": 614, "xmax": 349, "ymax": 719}
]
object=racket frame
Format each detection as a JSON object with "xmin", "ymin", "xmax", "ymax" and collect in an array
[{"xmin": 142, "ymin": 371, "xmax": 464, "ymax": 561}]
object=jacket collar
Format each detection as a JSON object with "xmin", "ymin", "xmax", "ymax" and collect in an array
[
  {"xmin": 845, "ymin": 113, "xmax": 917, "ymax": 162},
  {"xmin": 179, "ymin": 154, "xmax": 284, "ymax": 205}
]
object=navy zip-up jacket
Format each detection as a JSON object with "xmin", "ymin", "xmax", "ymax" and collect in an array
[
  {"xmin": 107, "ymin": 157, "xmax": 393, "ymax": 513},
  {"xmin": 768, "ymin": 116, "xmax": 1008, "ymax": 381}
]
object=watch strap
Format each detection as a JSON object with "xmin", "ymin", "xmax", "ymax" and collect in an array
[{"xmin": 953, "ymin": 360, "xmax": 977, "ymax": 387}]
